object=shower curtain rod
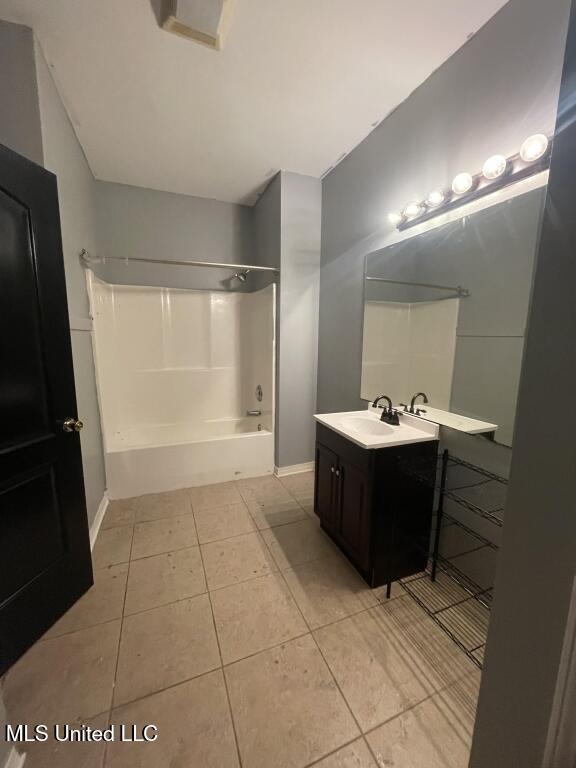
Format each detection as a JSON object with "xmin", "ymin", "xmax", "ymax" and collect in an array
[
  {"xmin": 365, "ymin": 276, "xmax": 470, "ymax": 298},
  {"xmin": 79, "ymin": 249, "xmax": 279, "ymax": 274}
]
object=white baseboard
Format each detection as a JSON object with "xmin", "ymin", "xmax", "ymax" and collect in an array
[
  {"xmin": 3, "ymin": 748, "xmax": 26, "ymax": 768},
  {"xmin": 89, "ymin": 492, "xmax": 109, "ymax": 551},
  {"xmin": 275, "ymin": 462, "xmax": 314, "ymax": 478}
]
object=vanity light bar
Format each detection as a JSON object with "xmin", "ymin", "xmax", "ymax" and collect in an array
[{"xmin": 388, "ymin": 133, "xmax": 551, "ymax": 231}]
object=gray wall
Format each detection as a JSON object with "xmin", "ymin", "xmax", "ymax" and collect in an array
[
  {"xmin": 365, "ymin": 188, "xmax": 546, "ymax": 447},
  {"xmin": 470, "ymin": 4, "xmax": 575, "ymax": 758},
  {"xmin": 254, "ymin": 174, "xmax": 281, "ymax": 270},
  {"xmin": 0, "ymin": 25, "xmax": 106, "ymax": 531},
  {"xmin": 35, "ymin": 41, "xmax": 106, "ymax": 529},
  {"xmin": 317, "ymin": 1, "xmax": 570, "ymax": 746},
  {"xmin": 0, "ymin": 20, "xmax": 43, "ymax": 166},
  {"xmin": 277, "ymin": 172, "xmax": 322, "ymax": 468},
  {"xmin": 254, "ymin": 175, "xmax": 282, "ymax": 461},
  {"xmin": 254, "ymin": 172, "xmax": 322, "ymax": 468},
  {"xmin": 93, "ymin": 181, "xmax": 255, "ymax": 290},
  {"xmin": 318, "ymin": 0, "xmax": 571, "ymax": 422}
]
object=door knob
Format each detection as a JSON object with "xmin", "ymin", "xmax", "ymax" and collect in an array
[{"xmin": 62, "ymin": 417, "xmax": 84, "ymax": 433}]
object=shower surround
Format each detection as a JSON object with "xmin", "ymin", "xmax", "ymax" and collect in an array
[{"xmin": 88, "ymin": 274, "xmax": 275, "ymax": 498}]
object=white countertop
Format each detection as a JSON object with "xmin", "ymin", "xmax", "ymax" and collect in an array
[
  {"xmin": 314, "ymin": 408, "xmax": 439, "ymax": 450},
  {"xmin": 403, "ymin": 405, "xmax": 497, "ymax": 435}
]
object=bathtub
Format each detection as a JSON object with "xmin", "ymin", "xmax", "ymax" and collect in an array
[{"xmin": 105, "ymin": 417, "xmax": 274, "ymax": 499}]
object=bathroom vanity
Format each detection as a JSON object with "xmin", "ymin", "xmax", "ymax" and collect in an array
[{"xmin": 314, "ymin": 409, "xmax": 439, "ymax": 589}]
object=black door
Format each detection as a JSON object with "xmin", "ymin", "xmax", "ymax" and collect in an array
[{"xmin": 0, "ymin": 143, "xmax": 93, "ymax": 675}]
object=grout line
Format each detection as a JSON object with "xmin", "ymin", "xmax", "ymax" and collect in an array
[
  {"xmin": 205, "ymin": 564, "xmax": 280, "ymax": 594},
  {"xmin": 103, "ymin": 516, "xmax": 135, "ymax": 766},
  {"xmin": 191, "ymin": 501, "xmax": 244, "ymax": 768},
  {"xmin": 37, "ymin": 615, "xmax": 126, "ymax": 644},
  {"xmin": 222, "ymin": 630, "xmax": 312, "ymax": 669},
  {"xmin": 99, "ymin": 520, "xmax": 136, "ymax": 532},
  {"xmin": 24, "ymin": 478, "xmax": 478, "ymax": 768},
  {"xmin": 31, "ymin": 621, "xmax": 454, "ymax": 766},
  {"xmin": 92, "ymin": 555, "xmax": 131, "ymax": 568},
  {"xmin": 360, "ymin": 687, "xmax": 451, "ymax": 739},
  {"xmin": 134, "ymin": 509, "xmax": 195, "ymax": 524},
  {"xmin": 269, "ymin": 555, "xmax": 371, "ymax": 750},
  {"xmin": 361, "ymin": 734, "xmax": 380, "ymax": 767},
  {"xmin": 123, "ymin": 589, "xmax": 208, "ymax": 619},
  {"xmin": 276, "ymin": 575, "xmax": 370, "ymax": 756},
  {"xmin": 46, "ymin": 561, "xmax": 399, "ymax": 647},
  {"xmin": 130, "ymin": 542, "xmax": 201, "ymax": 563},
  {"xmin": 130, "ymin": 508, "xmax": 310, "ymax": 563},
  {"xmin": 107, "ymin": 665, "xmax": 225, "ymax": 715},
  {"xmin": 280, "ymin": 562, "xmax": 476, "ymax": 751},
  {"xmin": 35, "ymin": 562, "xmax": 133, "ymax": 645},
  {"xmin": 300, "ymin": 734, "xmax": 372, "ymax": 768}
]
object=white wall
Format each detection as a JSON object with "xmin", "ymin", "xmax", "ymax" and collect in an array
[
  {"xmin": 361, "ymin": 299, "xmax": 458, "ymax": 408},
  {"xmin": 239, "ymin": 285, "xmax": 275, "ymax": 429},
  {"xmin": 361, "ymin": 302, "xmax": 411, "ymax": 404},
  {"xmin": 90, "ymin": 277, "xmax": 274, "ymax": 447},
  {"xmin": 35, "ymin": 41, "xmax": 106, "ymax": 526}
]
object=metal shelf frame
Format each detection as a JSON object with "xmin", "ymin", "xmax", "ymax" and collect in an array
[{"xmin": 399, "ymin": 449, "xmax": 507, "ymax": 669}]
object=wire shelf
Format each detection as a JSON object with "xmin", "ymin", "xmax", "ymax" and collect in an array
[
  {"xmin": 398, "ymin": 450, "xmax": 507, "ymax": 669},
  {"xmin": 401, "ymin": 453, "xmax": 507, "ymax": 528},
  {"xmin": 400, "ymin": 572, "xmax": 489, "ymax": 669},
  {"xmin": 440, "ymin": 512, "xmax": 499, "ymax": 552}
]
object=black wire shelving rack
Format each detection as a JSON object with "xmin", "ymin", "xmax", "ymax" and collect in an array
[{"xmin": 399, "ymin": 450, "xmax": 507, "ymax": 669}]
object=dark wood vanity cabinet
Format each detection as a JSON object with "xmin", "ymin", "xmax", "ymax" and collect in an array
[{"xmin": 314, "ymin": 423, "xmax": 438, "ymax": 588}]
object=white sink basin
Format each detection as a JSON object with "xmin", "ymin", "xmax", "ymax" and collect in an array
[
  {"xmin": 341, "ymin": 416, "xmax": 395, "ymax": 436},
  {"xmin": 314, "ymin": 408, "xmax": 439, "ymax": 450}
]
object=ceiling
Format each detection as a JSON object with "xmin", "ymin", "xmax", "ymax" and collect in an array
[{"xmin": 0, "ymin": 0, "xmax": 509, "ymax": 205}]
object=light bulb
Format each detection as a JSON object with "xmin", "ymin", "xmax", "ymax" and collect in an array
[
  {"xmin": 426, "ymin": 189, "xmax": 446, "ymax": 208},
  {"xmin": 520, "ymin": 133, "xmax": 549, "ymax": 163},
  {"xmin": 482, "ymin": 154, "xmax": 507, "ymax": 180},
  {"xmin": 452, "ymin": 172, "xmax": 473, "ymax": 196},
  {"xmin": 388, "ymin": 212, "xmax": 403, "ymax": 226},
  {"xmin": 403, "ymin": 201, "xmax": 423, "ymax": 219}
]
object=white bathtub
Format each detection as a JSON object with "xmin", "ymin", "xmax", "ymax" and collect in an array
[{"xmin": 105, "ymin": 418, "xmax": 274, "ymax": 499}]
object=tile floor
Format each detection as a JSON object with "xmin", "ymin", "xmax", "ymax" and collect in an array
[{"xmin": 1, "ymin": 472, "xmax": 480, "ymax": 768}]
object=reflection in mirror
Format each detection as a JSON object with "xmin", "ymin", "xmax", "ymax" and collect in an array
[{"xmin": 362, "ymin": 186, "xmax": 545, "ymax": 447}]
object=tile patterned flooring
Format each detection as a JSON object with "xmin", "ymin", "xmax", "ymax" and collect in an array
[{"xmin": 1, "ymin": 472, "xmax": 480, "ymax": 768}]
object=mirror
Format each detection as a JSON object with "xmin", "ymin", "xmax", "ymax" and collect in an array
[{"xmin": 362, "ymin": 187, "xmax": 545, "ymax": 447}]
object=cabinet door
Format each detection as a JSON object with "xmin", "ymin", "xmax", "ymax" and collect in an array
[
  {"xmin": 338, "ymin": 461, "xmax": 371, "ymax": 571},
  {"xmin": 315, "ymin": 443, "xmax": 339, "ymax": 530}
]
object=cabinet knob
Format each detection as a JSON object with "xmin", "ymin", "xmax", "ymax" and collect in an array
[
  {"xmin": 331, "ymin": 466, "xmax": 335, "ymax": 473},
  {"xmin": 335, "ymin": 469, "xmax": 340, "ymax": 477}
]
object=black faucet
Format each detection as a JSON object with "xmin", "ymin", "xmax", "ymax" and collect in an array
[
  {"xmin": 409, "ymin": 392, "xmax": 429, "ymax": 414},
  {"xmin": 372, "ymin": 394, "xmax": 392, "ymax": 411},
  {"xmin": 371, "ymin": 394, "xmax": 400, "ymax": 425}
]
